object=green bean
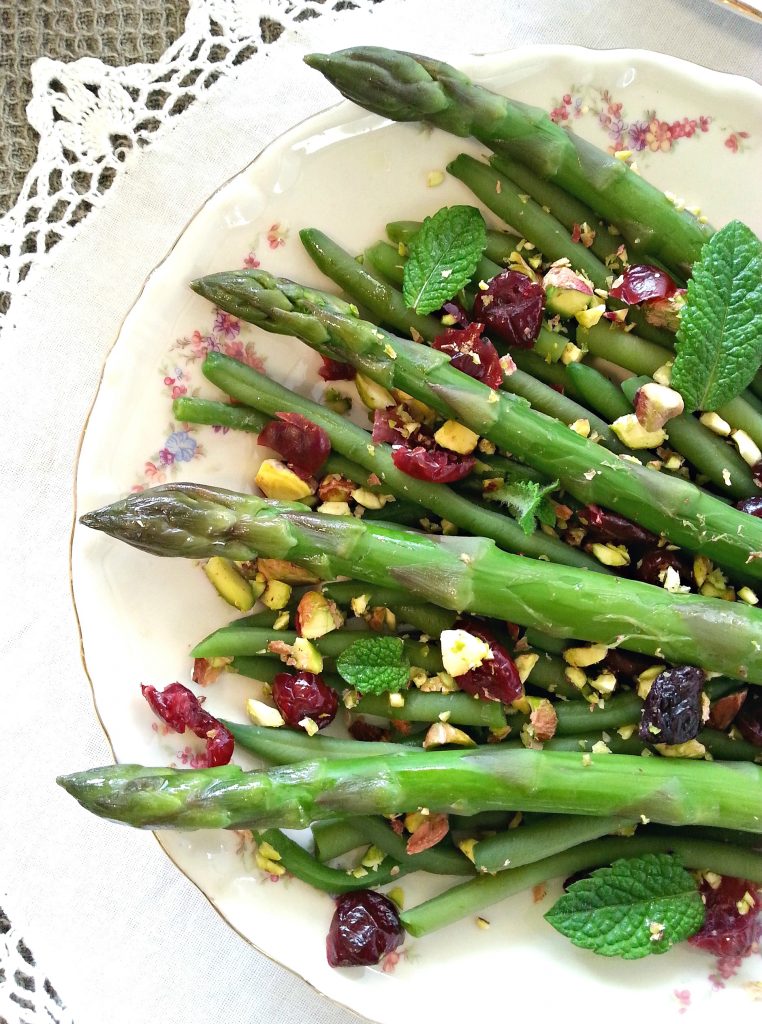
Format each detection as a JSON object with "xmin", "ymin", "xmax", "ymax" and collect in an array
[
  {"xmin": 223, "ymin": 719, "xmax": 412, "ymax": 763},
  {"xmin": 320, "ymin": 581, "xmax": 457, "ymax": 636},
  {"xmin": 386, "ymin": 219, "xmax": 520, "ymax": 265},
  {"xmin": 400, "ymin": 835, "xmax": 762, "ymax": 936},
  {"xmin": 717, "ymin": 393, "xmax": 762, "ymax": 451},
  {"xmin": 565, "ymin": 362, "xmax": 633, "ymax": 422},
  {"xmin": 511, "ymin": 350, "xmax": 584, "ymax": 400},
  {"xmin": 356, "ymin": 691, "xmax": 506, "ymax": 729},
  {"xmin": 363, "ymin": 241, "xmax": 405, "ymax": 287},
  {"xmin": 487, "ymin": 154, "xmax": 620, "ymax": 263},
  {"xmin": 536, "ymin": 733, "xmax": 644, "ymax": 755},
  {"xmin": 348, "ymin": 815, "xmax": 475, "ymax": 876},
  {"xmin": 621, "ymin": 376, "xmax": 756, "ymax": 498},
  {"xmin": 193, "ymin": 623, "xmax": 443, "ymax": 672},
  {"xmin": 257, "ymin": 828, "xmax": 405, "ymax": 892},
  {"xmin": 473, "ymin": 814, "xmax": 634, "ymax": 873},
  {"xmin": 312, "ymin": 819, "xmax": 370, "ymax": 861},
  {"xmin": 524, "ymin": 651, "xmax": 583, "ymax": 701},
  {"xmin": 577, "ymin": 322, "xmax": 669, "ymax": 376}
]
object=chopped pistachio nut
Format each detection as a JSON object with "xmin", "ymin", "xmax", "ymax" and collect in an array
[
  {"xmin": 661, "ymin": 565, "xmax": 691, "ymax": 594},
  {"xmin": 575, "ymin": 304, "xmax": 606, "ymax": 329},
  {"xmin": 355, "ymin": 371, "xmax": 395, "ymax": 411},
  {"xmin": 731, "ymin": 429, "xmax": 762, "ymax": 468},
  {"xmin": 351, "ymin": 594, "xmax": 370, "ymax": 617},
  {"xmin": 272, "ymin": 611, "xmax": 290, "ymax": 631},
  {"xmin": 246, "ymin": 698, "xmax": 285, "ymax": 729},
  {"xmin": 649, "ymin": 921, "xmax": 666, "ymax": 943},
  {"xmin": 203, "ymin": 557, "xmax": 255, "ymax": 612},
  {"xmin": 636, "ymin": 665, "xmax": 665, "ymax": 700},
  {"xmin": 457, "ymin": 838, "xmax": 477, "ymax": 863},
  {"xmin": 388, "ymin": 692, "xmax": 405, "ymax": 709},
  {"xmin": 581, "ymin": 753, "xmax": 592, "ymax": 767},
  {"xmin": 591, "ymin": 740, "xmax": 612, "ymax": 754},
  {"xmin": 693, "ymin": 555, "xmax": 712, "ymax": 588},
  {"xmin": 255, "ymin": 841, "xmax": 285, "ymax": 876},
  {"xmin": 563, "ymin": 644, "xmax": 609, "ymax": 668},
  {"xmin": 564, "ymin": 665, "xmax": 588, "ymax": 690},
  {"xmin": 590, "ymin": 543, "xmax": 630, "ymax": 567},
  {"xmin": 387, "ymin": 886, "xmax": 405, "ymax": 909},
  {"xmin": 361, "ymin": 845, "xmax": 387, "ymax": 870},
  {"xmin": 589, "ymin": 671, "xmax": 617, "ymax": 696},
  {"xmin": 476, "ymin": 916, "xmax": 491, "ymax": 930},
  {"xmin": 426, "ymin": 169, "xmax": 445, "ymax": 187},
  {"xmin": 617, "ymin": 724, "xmax": 637, "ymax": 740},
  {"xmin": 514, "ymin": 652, "xmax": 539, "ymax": 684},
  {"xmin": 351, "ymin": 487, "xmax": 389, "ymax": 509},
  {"xmin": 655, "ymin": 739, "xmax": 707, "ymax": 759},
  {"xmin": 440, "ymin": 628, "xmax": 492, "ymax": 676},
  {"xmin": 317, "ymin": 501, "xmax": 352, "ymax": 516},
  {"xmin": 342, "ymin": 689, "xmax": 360, "ymax": 709},
  {"xmin": 699, "ymin": 411, "xmax": 732, "ymax": 437},
  {"xmin": 423, "ymin": 721, "xmax": 477, "ymax": 749},
  {"xmin": 478, "ymin": 437, "xmax": 497, "ymax": 455},
  {"xmin": 299, "ymin": 717, "xmax": 320, "ymax": 737},
  {"xmin": 737, "ymin": 891, "xmax": 756, "ymax": 915},
  {"xmin": 261, "ymin": 579, "xmax": 292, "ymax": 611},
  {"xmin": 634, "ymin": 382, "xmax": 684, "ymax": 432},
  {"xmin": 404, "ymin": 810, "xmax": 427, "ymax": 833},
  {"xmin": 434, "ymin": 420, "xmax": 480, "ymax": 455},
  {"xmin": 738, "ymin": 586, "xmax": 759, "ymax": 606},
  {"xmin": 441, "ymin": 519, "xmax": 458, "ymax": 536},
  {"xmin": 255, "ymin": 459, "xmax": 314, "ymax": 501},
  {"xmin": 611, "ymin": 413, "xmax": 667, "ymax": 450},
  {"xmin": 570, "ymin": 418, "xmax": 591, "ymax": 437}
]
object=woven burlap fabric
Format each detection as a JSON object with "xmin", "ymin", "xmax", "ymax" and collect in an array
[{"xmin": 0, "ymin": 0, "xmax": 189, "ymax": 216}]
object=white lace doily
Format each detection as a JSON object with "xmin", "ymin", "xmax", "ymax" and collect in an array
[
  {"xmin": 0, "ymin": 6, "xmax": 382, "ymax": 1020},
  {"xmin": 0, "ymin": 0, "xmax": 383, "ymax": 318}
]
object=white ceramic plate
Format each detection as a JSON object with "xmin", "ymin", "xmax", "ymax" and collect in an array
[{"xmin": 72, "ymin": 46, "xmax": 762, "ymax": 1024}]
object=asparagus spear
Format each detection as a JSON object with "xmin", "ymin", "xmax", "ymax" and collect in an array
[
  {"xmin": 56, "ymin": 748, "xmax": 762, "ymax": 832},
  {"xmin": 303, "ymin": 47, "xmax": 713, "ymax": 275},
  {"xmin": 201, "ymin": 351, "xmax": 604, "ymax": 571},
  {"xmin": 81, "ymin": 484, "xmax": 762, "ymax": 679},
  {"xmin": 190, "ymin": 270, "xmax": 762, "ymax": 579}
]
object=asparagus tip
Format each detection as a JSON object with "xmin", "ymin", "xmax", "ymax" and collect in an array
[{"xmin": 303, "ymin": 52, "xmax": 330, "ymax": 70}]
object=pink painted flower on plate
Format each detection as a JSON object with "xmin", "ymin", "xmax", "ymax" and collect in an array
[
  {"xmin": 266, "ymin": 222, "xmax": 288, "ymax": 249},
  {"xmin": 646, "ymin": 118, "xmax": 673, "ymax": 152},
  {"xmin": 244, "ymin": 251, "xmax": 261, "ymax": 269},
  {"xmin": 214, "ymin": 309, "xmax": 241, "ymax": 339}
]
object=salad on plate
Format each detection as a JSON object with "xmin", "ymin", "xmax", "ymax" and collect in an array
[{"xmin": 61, "ymin": 47, "xmax": 762, "ymax": 974}]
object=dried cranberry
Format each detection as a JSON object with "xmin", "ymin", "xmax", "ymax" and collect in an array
[
  {"xmin": 736, "ymin": 495, "xmax": 762, "ymax": 518},
  {"xmin": 610, "ymin": 264, "xmax": 678, "ymax": 305},
  {"xmin": 455, "ymin": 618, "xmax": 523, "ymax": 704},
  {"xmin": 271, "ymin": 671, "xmax": 338, "ymax": 730},
  {"xmin": 433, "ymin": 323, "xmax": 503, "ymax": 389},
  {"xmin": 736, "ymin": 688, "xmax": 762, "ymax": 747},
  {"xmin": 603, "ymin": 648, "xmax": 656, "ymax": 681},
  {"xmin": 472, "ymin": 270, "xmax": 545, "ymax": 349},
  {"xmin": 635, "ymin": 548, "xmax": 690, "ymax": 588},
  {"xmin": 141, "ymin": 682, "xmax": 234, "ymax": 767},
  {"xmin": 391, "ymin": 445, "xmax": 474, "ymax": 484},
  {"xmin": 440, "ymin": 300, "xmax": 470, "ymax": 327},
  {"xmin": 371, "ymin": 408, "xmax": 417, "ymax": 446},
  {"xmin": 638, "ymin": 665, "xmax": 705, "ymax": 745},
  {"xmin": 582, "ymin": 504, "xmax": 656, "ymax": 547},
  {"xmin": 326, "ymin": 890, "xmax": 403, "ymax": 968},
  {"xmin": 318, "ymin": 357, "xmax": 355, "ymax": 381},
  {"xmin": 689, "ymin": 876, "xmax": 761, "ymax": 958},
  {"xmin": 348, "ymin": 719, "xmax": 389, "ymax": 742},
  {"xmin": 258, "ymin": 412, "xmax": 330, "ymax": 475}
]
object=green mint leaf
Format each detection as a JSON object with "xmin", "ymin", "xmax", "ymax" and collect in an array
[
  {"xmin": 672, "ymin": 220, "xmax": 762, "ymax": 412},
  {"xmin": 483, "ymin": 479, "xmax": 558, "ymax": 535},
  {"xmin": 336, "ymin": 636, "xmax": 410, "ymax": 695},
  {"xmin": 403, "ymin": 206, "xmax": 487, "ymax": 314},
  {"xmin": 545, "ymin": 853, "xmax": 705, "ymax": 959}
]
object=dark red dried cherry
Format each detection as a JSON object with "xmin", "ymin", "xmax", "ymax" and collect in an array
[
  {"xmin": 472, "ymin": 270, "xmax": 545, "ymax": 349},
  {"xmin": 454, "ymin": 618, "xmax": 523, "ymax": 704},
  {"xmin": 326, "ymin": 890, "xmax": 403, "ymax": 968},
  {"xmin": 638, "ymin": 665, "xmax": 705, "ymax": 745},
  {"xmin": 603, "ymin": 648, "xmax": 656, "ymax": 681},
  {"xmin": 581, "ymin": 504, "xmax": 656, "ymax": 547},
  {"xmin": 433, "ymin": 323, "xmax": 503, "ymax": 390},
  {"xmin": 371, "ymin": 408, "xmax": 420, "ymax": 447},
  {"xmin": 271, "ymin": 671, "xmax": 338, "ymax": 730},
  {"xmin": 610, "ymin": 264, "xmax": 678, "ymax": 305},
  {"xmin": 258, "ymin": 412, "xmax": 330, "ymax": 475},
  {"xmin": 736, "ymin": 495, "xmax": 762, "ymax": 518},
  {"xmin": 318, "ymin": 357, "xmax": 355, "ymax": 381},
  {"xmin": 689, "ymin": 876, "xmax": 761, "ymax": 959},
  {"xmin": 391, "ymin": 445, "xmax": 474, "ymax": 484},
  {"xmin": 141, "ymin": 682, "xmax": 234, "ymax": 767},
  {"xmin": 635, "ymin": 548, "xmax": 690, "ymax": 588},
  {"xmin": 736, "ymin": 688, "xmax": 762, "ymax": 747}
]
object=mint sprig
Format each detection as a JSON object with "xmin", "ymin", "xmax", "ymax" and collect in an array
[
  {"xmin": 545, "ymin": 853, "xmax": 705, "ymax": 959},
  {"xmin": 671, "ymin": 220, "xmax": 762, "ymax": 412},
  {"xmin": 336, "ymin": 635, "xmax": 410, "ymax": 695},
  {"xmin": 403, "ymin": 206, "xmax": 487, "ymax": 315},
  {"xmin": 483, "ymin": 479, "xmax": 558, "ymax": 535}
]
